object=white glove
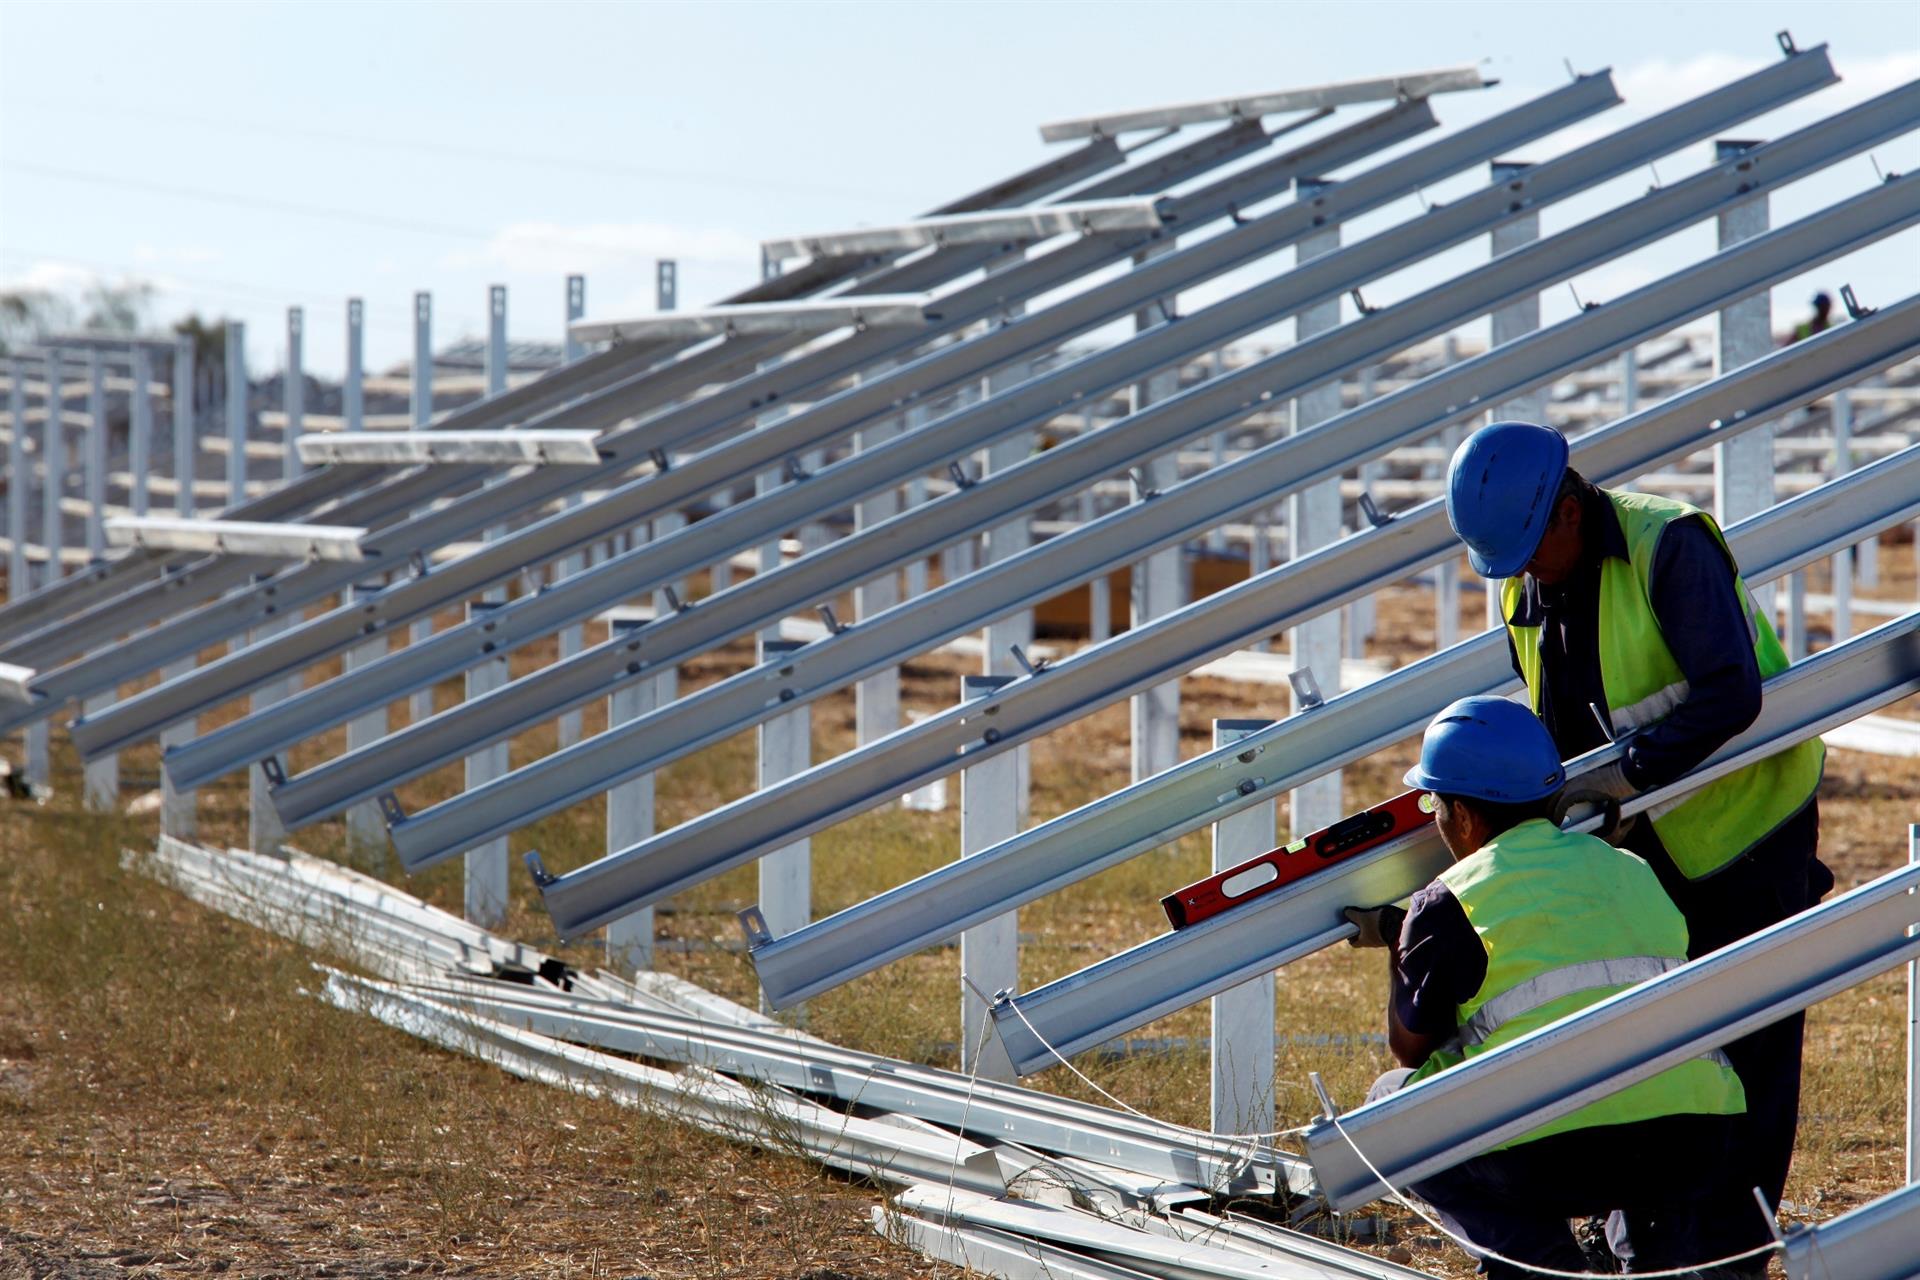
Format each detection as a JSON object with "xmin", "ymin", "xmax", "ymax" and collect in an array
[{"xmin": 1579, "ymin": 759, "xmax": 1638, "ymax": 802}]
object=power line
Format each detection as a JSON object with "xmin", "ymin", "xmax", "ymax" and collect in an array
[
  {"xmin": 3, "ymin": 159, "xmax": 535, "ymax": 244},
  {"xmin": 0, "ymin": 94, "xmax": 918, "ymax": 204},
  {"xmin": 0, "ymin": 245, "xmax": 415, "ymax": 326}
]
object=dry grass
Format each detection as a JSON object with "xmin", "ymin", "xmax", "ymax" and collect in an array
[{"xmin": 3, "ymin": 555, "xmax": 1916, "ymax": 1277}]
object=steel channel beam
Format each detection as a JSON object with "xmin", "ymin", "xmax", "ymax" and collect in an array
[
  {"xmin": 1300, "ymin": 853, "xmax": 1920, "ymax": 1210},
  {"xmin": 170, "ymin": 88, "xmax": 1596, "ymax": 791},
  {"xmin": 1781, "ymin": 1183, "xmax": 1920, "ymax": 1280},
  {"xmin": 257, "ymin": 65, "xmax": 1845, "ymax": 828},
  {"xmin": 1039, "ymin": 64, "xmax": 1486, "ymax": 142},
  {"xmin": 763, "ymin": 196, "xmax": 1165, "ymax": 261},
  {"xmin": 0, "ymin": 133, "xmax": 1132, "ymax": 671},
  {"xmin": 883, "ymin": 1214, "xmax": 1165, "ymax": 1280},
  {"xmin": 495, "ymin": 166, "xmax": 1920, "ymax": 915},
  {"xmin": 994, "ymin": 610, "xmax": 1920, "ymax": 1076},
  {"xmin": 49, "ymin": 115, "xmax": 1314, "ymax": 746},
  {"xmin": 330, "ymin": 973, "xmax": 1012, "ymax": 1197},
  {"xmin": 133, "ymin": 104, "xmax": 1453, "ymax": 775},
  {"xmin": 2, "ymin": 327, "xmax": 781, "ymax": 675},
  {"xmin": 399, "ymin": 978, "xmax": 1304, "ymax": 1196},
  {"xmin": 532, "ymin": 194, "xmax": 1920, "ymax": 945},
  {"xmin": 0, "ymin": 133, "xmax": 1130, "ymax": 645},
  {"xmin": 747, "ymin": 303, "xmax": 1920, "ymax": 1008}
]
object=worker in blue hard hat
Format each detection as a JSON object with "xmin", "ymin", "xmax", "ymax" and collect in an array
[
  {"xmin": 1343, "ymin": 695, "xmax": 1745, "ymax": 1278},
  {"xmin": 1444, "ymin": 419, "xmax": 1829, "ymax": 1269}
]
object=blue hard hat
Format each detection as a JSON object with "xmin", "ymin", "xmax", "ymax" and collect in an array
[
  {"xmin": 1446, "ymin": 422, "xmax": 1571, "ymax": 579},
  {"xmin": 1403, "ymin": 695, "xmax": 1566, "ymax": 804}
]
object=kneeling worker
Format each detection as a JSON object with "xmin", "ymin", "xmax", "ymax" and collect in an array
[
  {"xmin": 1446, "ymin": 420, "xmax": 1827, "ymax": 1266},
  {"xmin": 1345, "ymin": 696, "xmax": 1745, "ymax": 1277}
]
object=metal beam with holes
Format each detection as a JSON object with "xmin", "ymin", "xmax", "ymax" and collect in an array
[
  {"xmin": 1038, "ymin": 64, "xmax": 1488, "ymax": 142},
  {"xmin": 25, "ymin": 110, "xmax": 1313, "ymax": 738},
  {"xmin": 1781, "ymin": 1183, "xmax": 1920, "ymax": 1280},
  {"xmin": 295, "ymin": 431, "xmax": 604, "ymax": 467},
  {"xmin": 105, "ymin": 517, "xmax": 367, "ymax": 562},
  {"xmin": 569, "ymin": 295, "xmax": 937, "ymax": 344},
  {"xmin": 990, "ymin": 610, "xmax": 1920, "ymax": 1077},
  {"xmin": 500, "ymin": 172, "xmax": 1920, "ymax": 929},
  {"xmin": 1299, "ymin": 849, "xmax": 1920, "ymax": 1210},
  {"xmin": 761, "ymin": 197, "xmax": 1165, "ymax": 262},
  {"xmin": 0, "ymin": 130, "xmax": 1136, "ymax": 671},
  {"xmin": 85, "ymin": 103, "xmax": 1450, "ymax": 767},
  {"xmin": 158, "ymin": 84, "xmax": 1607, "ymax": 792},
  {"xmin": 743, "ymin": 308, "xmax": 1920, "ymax": 1009},
  {"xmin": 399, "ymin": 203, "xmax": 1913, "ymax": 879},
  {"xmin": 395, "ymin": 976, "xmax": 1307, "ymax": 1197},
  {"xmin": 243, "ymin": 62, "xmax": 1861, "ymax": 831}
]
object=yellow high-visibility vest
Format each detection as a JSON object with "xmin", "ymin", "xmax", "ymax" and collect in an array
[
  {"xmin": 1408, "ymin": 818, "xmax": 1745, "ymax": 1147},
  {"xmin": 1503, "ymin": 491, "xmax": 1823, "ymax": 880}
]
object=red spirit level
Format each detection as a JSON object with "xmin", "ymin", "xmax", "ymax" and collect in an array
[{"xmin": 1161, "ymin": 789, "xmax": 1435, "ymax": 929}]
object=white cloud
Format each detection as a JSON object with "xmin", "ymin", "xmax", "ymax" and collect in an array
[
  {"xmin": 0, "ymin": 259, "xmax": 103, "ymax": 294},
  {"xmin": 132, "ymin": 242, "xmax": 220, "ymax": 267},
  {"xmin": 452, "ymin": 220, "xmax": 762, "ymax": 276}
]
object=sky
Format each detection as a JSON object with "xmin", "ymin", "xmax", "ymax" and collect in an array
[{"xmin": 1, "ymin": 0, "xmax": 1917, "ymax": 380}]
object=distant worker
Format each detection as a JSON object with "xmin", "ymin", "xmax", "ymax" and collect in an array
[
  {"xmin": 1445, "ymin": 420, "xmax": 1828, "ymax": 1272},
  {"xmin": 1787, "ymin": 290, "xmax": 1833, "ymax": 343},
  {"xmin": 1343, "ymin": 696, "xmax": 1745, "ymax": 1276}
]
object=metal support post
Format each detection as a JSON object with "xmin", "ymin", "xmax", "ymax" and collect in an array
[
  {"xmin": 225, "ymin": 322, "xmax": 246, "ymax": 510},
  {"xmin": 1621, "ymin": 344, "xmax": 1640, "ymax": 414},
  {"xmin": 1713, "ymin": 138, "xmax": 1776, "ymax": 619},
  {"xmin": 409, "ymin": 292, "xmax": 434, "ymax": 723},
  {"xmin": 1908, "ymin": 823, "xmax": 1918, "ymax": 1185},
  {"xmin": 961, "ymin": 674, "xmax": 1018, "ymax": 1081},
  {"xmin": 464, "ymin": 599, "xmax": 510, "ymax": 926},
  {"xmin": 1210, "ymin": 718, "xmax": 1277, "ymax": 1136},
  {"xmin": 16, "ymin": 357, "xmax": 46, "ymax": 785},
  {"xmin": 1785, "ymin": 570, "xmax": 1808, "ymax": 659},
  {"xmin": 1288, "ymin": 180, "xmax": 1344, "ymax": 834},
  {"xmin": 173, "ymin": 343, "xmax": 195, "ymax": 518},
  {"xmin": 758, "ymin": 637, "xmax": 812, "ymax": 1011},
  {"xmin": 557, "ymin": 274, "xmax": 588, "ymax": 749},
  {"xmin": 604, "ymin": 614, "xmax": 657, "ymax": 973},
  {"xmin": 247, "ymin": 589, "xmax": 291, "ymax": 851},
  {"xmin": 344, "ymin": 299, "xmax": 364, "ymax": 434},
  {"xmin": 158, "ymin": 342, "xmax": 196, "ymax": 832},
  {"xmin": 1349, "ymin": 369, "xmax": 1379, "ymax": 655},
  {"xmin": 37, "ymin": 347, "xmax": 66, "ymax": 790},
  {"xmin": 982, "ymin": 248, "xmax": 1034, "ymax": 822},
  {"xmin": 81, "ymin": 690, "xmax": 117, "ymax": 809},
  {"xmin": 129, "ymin": 347, "xmax": 152, "ymax": 518},
  {"xmin": 1487, "ymin": 161, "xmax": 1543, "ymax": 632},
  {"xmin": 1129, "ymin": 242, "xmax": 1183, "ymax": 783},
  {"xmin": 6, "ymin": 361, "xmax": 26, "ymax": 601},
  {"xmin": 285, "ymin": 307, "xmax": 304, "ymax": 480},
  {"xmin": 342, "ymin": 583, "xmax": 387, "ymax": 856},
  {"xmin": 85, "ymin": 349, "xmax": 106, "ymax": 559},
  {"xmin": 854, "ymin": 365, "xmax": 904, "ymax": 751},
  {"xmin": 1832, "ymin": 386, "xmax": 1854, "ymax": 643}
]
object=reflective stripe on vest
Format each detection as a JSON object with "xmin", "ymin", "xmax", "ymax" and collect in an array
[
  {"xmin": 1501, "ymin": 490, "xmax": 1823, "ymax": 878},
  {"xmin": 1414, "ymin": 819, "xmax": 1746, "ymax": 1147},
  {"xmin": 1449, "ymin": 953, "xmax": 1738, "ymax": 1073},
  {"xmin": 1456, "ymin": 955, "xmax": 1680, "ymax": 1050}
]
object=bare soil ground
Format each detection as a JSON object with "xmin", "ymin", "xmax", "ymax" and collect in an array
[{"xmin": 3, "ymin": 542, "xmax": 1916, "ymax": 1277}]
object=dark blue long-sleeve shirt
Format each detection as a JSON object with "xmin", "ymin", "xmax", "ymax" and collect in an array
[{"xmin": 1503, "ymin": 479, "xmax": 1763, "ymax": 789}]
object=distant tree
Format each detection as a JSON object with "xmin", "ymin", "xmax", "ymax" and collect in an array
[{"xmin": 0, "ymin": 280, "xmax": 156, "ymax": 355}]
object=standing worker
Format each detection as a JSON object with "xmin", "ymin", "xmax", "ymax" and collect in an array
[
  {"xmin": 1444, "ymin": 420, "xmax": 1828, "ymax": 1270},
  {"xmin": 1343, "ymin": 695, "xmax": 1746, "ymax": 1276}
]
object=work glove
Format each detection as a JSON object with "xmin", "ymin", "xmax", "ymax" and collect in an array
[
  {"xmin": 1578, "ymin": 759, "xmax": 1639, "ymax": 801},
  {"xmin": 1556, "ymin": 760, "xmax": 1638, "ymax": 843},
  {"xmin": 1343, "ymin": 904, "xmax": 1405, "ymax": 949}
]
